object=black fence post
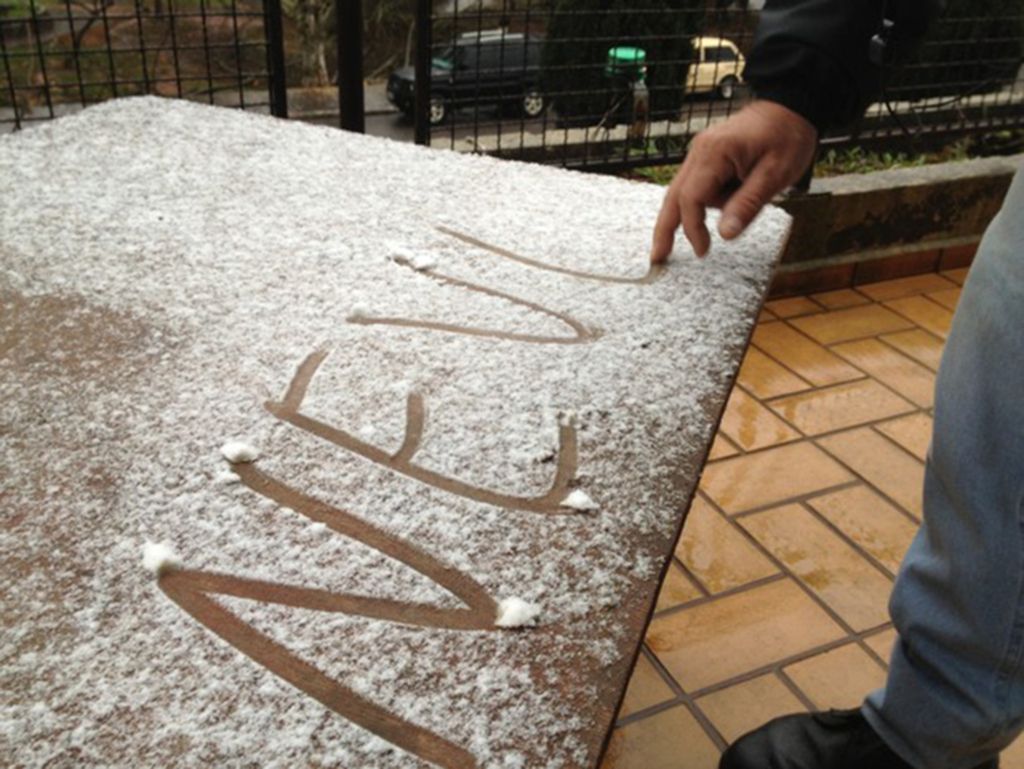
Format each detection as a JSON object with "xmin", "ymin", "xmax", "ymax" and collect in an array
[
  {"xmin": 263, "ymin": 0, "xmax": 288, "ymax": 118},
  {"xmin": 338, "ymin": 0, "xmax": 365, "ymax": 132},
  {"xmin": 414, "ymin": 0, "xmax": 431, "ymax": 146},
  {"xmin": 0, "ymin": 19, "xmax": 21, "ymax": 131}
]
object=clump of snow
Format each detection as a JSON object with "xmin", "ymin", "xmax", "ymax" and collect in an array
[
  {"xmin": 309, "ymin": 522, "xmax": 328, "ymax": 534},
  {"xmin": 387, "ymin": 247, "xmax": 437, "ymax": 272},
  {"xmin": 409, "ymin": 253, "xmax": 437, "ymax": 272},
  {"xmin": 495, "ymin": 597, "xmax": 542, "ymax": 628},
  {"xmin": 349, "ymin": 304, "xmax": 370, "ymax": 319},
  {"xmin": 220, "ymin": 440, "xmax": 259, "ymax": 464},
  {"xmin": 142, "ymin": 541, "xmax": 182, "ymax": 576},
  {"xmin": 214, "ymin": 470, "xmax": 241, "ymax": 485},
  {"xmin": 561, "ymin": 489, "xmax": 598, "ymax": 512}
]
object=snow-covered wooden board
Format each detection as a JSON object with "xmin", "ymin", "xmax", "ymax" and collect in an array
[{"xmin": 0, "ymin": 98, "xmax": 789, "ymax": 768}]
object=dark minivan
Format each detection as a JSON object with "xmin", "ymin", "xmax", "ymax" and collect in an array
[{"xmin": 387, "ymin": 31, "xmax": 545, "ymax": 125}]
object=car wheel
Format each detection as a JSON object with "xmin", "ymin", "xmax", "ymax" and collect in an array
[
  {"xmin": 522, "ymin": 89, "xmax": 546, "ymax": 119},
  {"xmin": 718, "ymin": 76, "xmax": 739, "ymax": 100},
  {"xmin": 428, "ymin": 95, "xmax": 448, "ymax": 126}
]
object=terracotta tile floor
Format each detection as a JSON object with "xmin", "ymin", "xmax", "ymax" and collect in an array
[{"xmin": 602, "ymin": 266, "xmax": 1024, "ymax": 769}]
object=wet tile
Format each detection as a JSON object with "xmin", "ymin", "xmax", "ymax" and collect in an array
[
  {"xmin": 880, "ymin": 329, "xmax": 945, "ymax": 372},
  {"xmin": 765, "ymin": 296, "xmax": 823, "ymax": 319},
  {"xmin": 656, "ymin": 563, "xmax": 705, "ymax": 612},
  {"xmin": 700, "ymin": 442, "xmax": 854, "ymax": 515},
  {"xmin": 708, "ymin": 433, "xmax": 740, "ymax": 461},
  {"xmin": 741, "ymin": 504, "xmax": 893, "ymax": 631},
  {"xmin": 647, "ymin": 579, "xmax": 845, "ymax": 692},
  {"xmin": 618, "ymin": 652, "xmax": 677, "ymax": 719},
  {"xmin": 719, "ymin": 388, "xmax": 802, "ymax": 451},
  {"xmin": 737, "ymin": 347, "xmax": 812, "ymax": 400},
  {"xmin": 817, "ymin": 428, "xmax": 925, "ymax": 520},
  {"xmin": 752, "ymin": 322, "xmax": 862, "ymax": 387},
  {"xmin": 807, "ymin": 485, "xmax": 919, "ymax": 575},
  {"xmin": 677, "ymin": 496, "xmax": 778, "ymax": 594},
  {"xmin": 783, "ymin": 644, "xmax": 888, "ymax": 709},
  {"xmin": 857, "ymin": 273, "xmax": 957, "ymax": 302},
  {"xmin": 884, "ymin": 296, "xmax": 955, "ymax": 339},
  {"xmin": 864, "ymin": 629, "xmax": 898, "ymax": 666},
  {"xmin": 875, "ymin": 413, "xmax": 933, "ymax": 462},
  {"xmin": 1000, "ymin": 730, "xmax": 1024, "ymax": 768},
  {"xmin": 941, "ymin": 267, "xmax": 970, "ymax": 286},
  {"xmin": 601, "ymin": 705, "xmax": 720, "ymax": 769},
  {"xmin": 832, "ymin": 338, "xmax": 936, "ymax": 408},
  {"xmin": 696, "ymin": 674, "xmax": 806, "ymax": 744},
  {"xmin": 767, "ymin": 379, "xmax": 914, "ymax": 436},
  {"xmin": 928, "ymin": 288, "xmax": 961, "ymax": 311},
  {"xmin": 789, "ymin": 305, "xmax": 914, "ymax": 346},
  {"xmin": 810, "ymin": 288, "xmax": 871, "ymax": 311}
]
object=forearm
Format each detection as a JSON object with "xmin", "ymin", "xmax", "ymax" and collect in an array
[{"xmin": 745, "ymin": 0, "xmax": 945, "ymax": 132}]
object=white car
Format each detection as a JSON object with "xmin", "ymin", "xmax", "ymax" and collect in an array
[{"xmin": 687, "ymin": 36, "xmax": 745, "ymax": 100}]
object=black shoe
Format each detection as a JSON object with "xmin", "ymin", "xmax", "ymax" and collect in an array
[{"xmin": 719, "ymin": 709, "xmax": 1000, "ymax": 769}]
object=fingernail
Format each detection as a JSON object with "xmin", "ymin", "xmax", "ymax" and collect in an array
[{"xmin": 719, "ymin": 214, "xmax": 743, "ymax": 240}]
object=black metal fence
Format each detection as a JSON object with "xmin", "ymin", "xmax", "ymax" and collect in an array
[
  {"xmin": 3, "ymin": 0, "xmax": 1022, "ymax": 172},
  {"xmin": 413, "ymin": 0, "xmax": 1024, "ymax": 172},
  {"xmin": 0, "ymin": 0, "xmax": 286, "ymax": 131}
]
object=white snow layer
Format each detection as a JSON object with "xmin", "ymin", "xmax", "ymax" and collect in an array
[
  {"xmin": 0, "ymin": 97, "xmax": 788, "ymax": 768},
  {"xmin": 495, "ymin": 597, "xmax": 543, "ymax": 628},
  {"xmin": 142, "ymin": 541, "xmax": 183, "ymax": 576}
]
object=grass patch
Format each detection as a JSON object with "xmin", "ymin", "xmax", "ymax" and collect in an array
[{"xmin": 625, "ymin": 130, "xmax": 1024, "ymax": 186}]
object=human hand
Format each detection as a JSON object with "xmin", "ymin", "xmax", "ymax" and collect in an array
[{"xmin": 650, "ymin": 100, "xmax": 817, "ymax": 262}]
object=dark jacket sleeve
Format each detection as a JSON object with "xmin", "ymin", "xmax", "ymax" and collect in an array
[{"xmin": 744, "ymin": 0, "xmax": 945, "ymax": 132}]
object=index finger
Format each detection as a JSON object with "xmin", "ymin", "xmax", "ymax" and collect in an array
[
  {"xmin": 678, "ymin": 157, "xmax": 736, "ymax": 258},
  {"xmin": 650, "ymin": 172, "xmax": 686, "ymax": 264}
]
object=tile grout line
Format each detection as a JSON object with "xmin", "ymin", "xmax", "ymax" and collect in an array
[
  {"xmin": 875, "ymin": 334, "xmax": 941, "ymax": 373},
  {"xmin": 880, "ymin": 299, "xmax": 953, "ymax": 340},
  {"xmin": 784, "ymin": 321, "xmax": 918, "ymax": 350},
  {"xmin": 651, "ymin": 572, "xmax": 789, "ymax": 618},
  {"xmin": 696, "ymin": 489, "xmax": 873, "ymax": 645},
  {"xmin": 722, "ymin": 382, "xmax": 807, "ymax": 451},
  {"xmin": 696, "ymin": 487, "xmax": 905, "ymax": 708},
  {"xmin": 727, "ymin": 478, "xmax": 863, "ymax": 520},
  {"xmin": 753, "ymin": 287, "xmax": 942, "ymax": 393},
  {"xmin": 797, "ymin": 499, "xmax": 898, "ymax": 582},
  {"xmin": 759, "ymin": 381, "xmax": 919, "ymax": 438},
  {"xmin": 750, "ymin": 330, "xmax": 869, "ymax": 391},
  {"xmin": 836, "ymin": 325, "xmax": 946, "ymax": 378},
  {"xmin": 617, "ymin": 644, "xmax": 731, "ymax": 752},
  {"xmin": 775, "ymin": 667, "xmax": 820, "ymax": 712},
  {"xmin": 704, "ymin": 402, "xmax": 934, "ymax": 470},
  {"xmin": 682, "ymin": 625, "xmax": 896, "ymax": 701},
  {"xmin": 868, "ymin": 420, "xmax": 934, "ymax": 468},
  {"xmin": 670, "ymin": 553, "xmax": 712, "ymax": 599},
  {"xmin": 811, "ymin": 433, "xmax": 925, "ymax": 525},
  {"xmin": 824, "ymin": 346, "xmax": 936, "ymax": 412}
]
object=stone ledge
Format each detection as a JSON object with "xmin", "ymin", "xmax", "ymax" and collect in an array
[{"xmin": 769, "ymin": 154, "xmax": 1021, "ymax": 297}]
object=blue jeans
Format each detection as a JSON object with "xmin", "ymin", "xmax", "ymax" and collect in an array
[{"xmin": 863, "ymin": 168, "xmax": 1024, "ymax": 768}]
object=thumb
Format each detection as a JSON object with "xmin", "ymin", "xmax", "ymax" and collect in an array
[{"xmin": 718, "ymin": 160, "xmax": 784, "ymax": 241}]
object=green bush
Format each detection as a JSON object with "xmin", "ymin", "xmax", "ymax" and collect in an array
[
  {"xmin": 887, "ymin": 0, "xmax": 1023, "ymax": 101},
  {"xmin": 542, "ymin": 0, "xmax": 704, "ymax": 125}
]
